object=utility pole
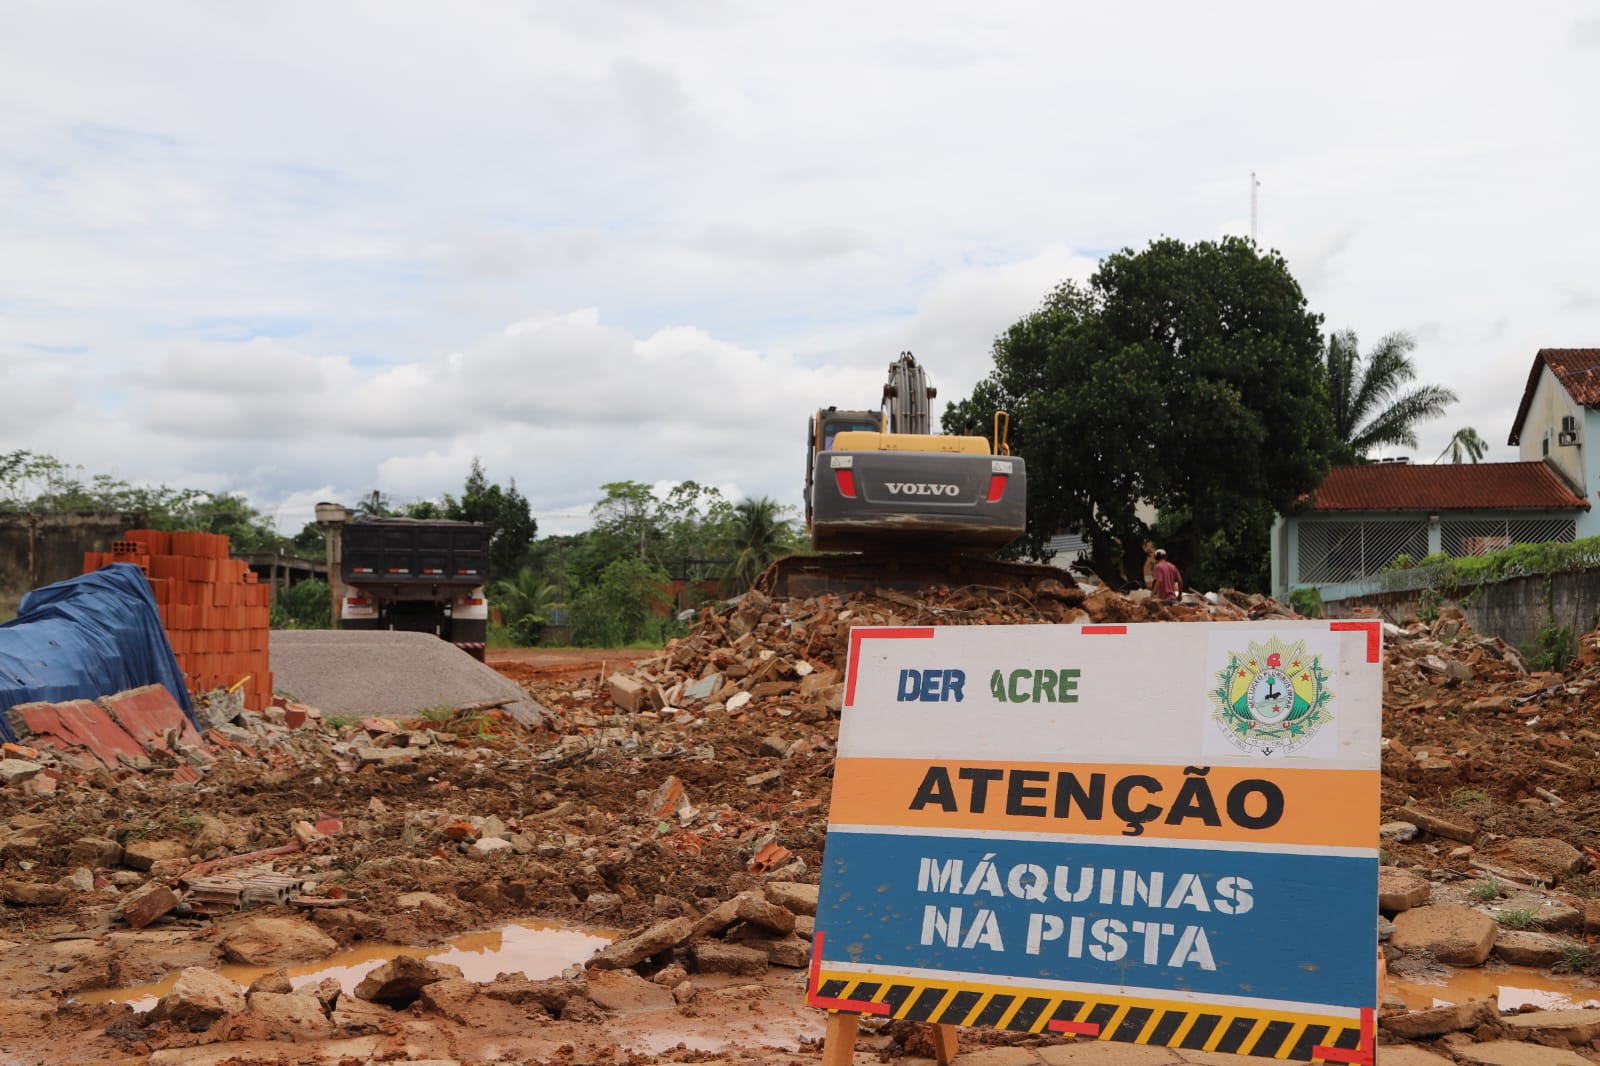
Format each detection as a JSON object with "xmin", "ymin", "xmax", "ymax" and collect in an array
[{"xmin": 1250, "ymin": 171, "xmax": 1260, "ymax": 244}]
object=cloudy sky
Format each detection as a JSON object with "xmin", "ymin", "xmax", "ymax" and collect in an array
[{"xmin": 4, "ymin": 3, "xmax": 1597, "ymax": 536}]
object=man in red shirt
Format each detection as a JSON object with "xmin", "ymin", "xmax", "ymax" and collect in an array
[{"xmin": 1152, "ymin": 549, "xmax": 1183, "ymax": 605}]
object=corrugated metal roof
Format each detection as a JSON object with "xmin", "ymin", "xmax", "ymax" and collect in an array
[
  {"xmin": 1307, "ymin": 462, "xmax": 1588, "ymax": 512},
  {"xmin": 1508, "ymin": 348, "xmax": 1600, "ymax": 445}
]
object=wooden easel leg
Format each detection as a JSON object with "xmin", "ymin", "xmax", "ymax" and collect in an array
[
  {"xmin": 822, "ymin": 1012, "xmax": 860, "ymax": 1066},
  {"xmin": 930, "ymin": 1022, "xmax": 959, "ymax": 1064}
]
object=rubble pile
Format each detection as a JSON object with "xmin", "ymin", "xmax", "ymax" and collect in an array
[{"xmin": 5, "ymin": 582, "xmax": 1600, "ymax": 1063}]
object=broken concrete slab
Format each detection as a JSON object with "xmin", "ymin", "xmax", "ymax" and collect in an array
[
  {"xmin": 690, "ymin": 939, "xmax": 768, "ymax": 975},
  {"xmin": 585, "ymin": 968, "xmax": 675, "ymax": 1012},
  {"xmin": 240, "ymin": 990, "xmax": 335, "ymax": 1040},
  {"xmin": 764, "ymin": 882, "xmax": 818, "ymax": 916},
  {"xmin": 1379, "ymin": 997, "xmax": 1497, "ymax": 1038},
  {"xmin": 588, "ymin": 916, "xmax": 691, "ymax": 971},
  {"xmin": 1453, "ymin": 1041, "xmax": 1594, "ymax": 1066},
  {"xmin": 219, "ymin": 916, "xmax": 340, "ymax": 964},
  {"xmin": 608, "ymin": 673, "xmax": 662, "ymax": 714},
  {"xmin": 0, "ymin": 759, "xmax": 42, "ymax": 786},
  {"xmin": 1493, "ymin": 929, "xmax": 1570, "ymax": 967},
  {"xmin": 118, "ymin": 881, "xmax": 181, "ymax": 929},
  {"xmin": 122, "ymin": 839, "xmax": 190, "ymax": 872},
  {"xmin": 147, "ymin": 966, "xmax": 247, "ymax": 1031},
  {"xmin": 1391, "ymin": 903, "xmax": 1497, "ymax": 965},
  {"xmin": 1499, "ymin": 1007, "xmax": 1600, "ymax": 1045},
  {"xmin": 1401, "ymin": 806, "xmax": 1478, "ymax": 843},
  {"xmin": 353, "ymin": 955, "xmax": 464, "ymax": 1008},
  {"xmin": 1378, "ymin": 867, "xmax": 1432, "ymax": 912}
]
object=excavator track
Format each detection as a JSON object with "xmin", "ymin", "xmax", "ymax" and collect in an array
[{"xmin": 753, "ymin": 551, "xmax": 1081, "ymax": 599}]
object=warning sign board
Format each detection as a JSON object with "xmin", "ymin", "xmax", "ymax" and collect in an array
[{"xmin": 809, "ymin": 621, "xmax": 1381, "ymax": 1063}]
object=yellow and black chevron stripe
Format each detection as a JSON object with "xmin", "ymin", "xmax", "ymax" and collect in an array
[{"xmin": 810, "ymin": 971, "xmax": 1365, "ymax": 1061}]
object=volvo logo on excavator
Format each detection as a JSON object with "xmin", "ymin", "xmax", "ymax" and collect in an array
[{"xmin": 884, "ymin": 482, "xmax": 960, "ymax": 496}]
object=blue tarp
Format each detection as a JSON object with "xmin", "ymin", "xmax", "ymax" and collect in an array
[{"xmin": 0, "ymin": 563, "xmax": 198, "ymax": 744}]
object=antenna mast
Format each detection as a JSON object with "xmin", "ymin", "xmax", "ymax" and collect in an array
[{"xmin": 1250, "ymin": 171, "xmax": 1260, "ymax": 244}]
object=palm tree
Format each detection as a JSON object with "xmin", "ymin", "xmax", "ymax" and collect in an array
[
  {"xmin": 1435, "ymin": 427, "xmax": 1488, "ymax": 464},
  {"xmin": 1323, "ymin": 329, "xmax": 1457, "ymax": 464},
  {"xmin": 490, "ymin": 566, "xmax": 562, "ymax": 644},
  {"xmin": 722, "ymin": 497, "xmax": 793, "ymax": 594}
]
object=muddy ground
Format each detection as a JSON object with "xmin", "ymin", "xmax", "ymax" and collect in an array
[{"xmin": 4, "ymin": 585, "xmax": 1600, "ymax": 1064}]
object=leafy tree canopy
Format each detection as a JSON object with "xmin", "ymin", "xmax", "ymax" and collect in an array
[
  {"xmin": 946, "ymin": 236, "xmax": 1335, "ymax": 591},
  {"xmin": 439, "ymin": 458, "xmax": 537, "ymax": 578},
  {"xmin": 586, "ymin": 479, "xmax": 741, "ymax": 584},
  {"xmin": 0, "ymin": 450, "xmax": 285, "ymax": 553}
]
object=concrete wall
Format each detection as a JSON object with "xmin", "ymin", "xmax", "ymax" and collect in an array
[
  {"xmin": 0, "ymin": 512, "xmax": 146, "ymax": 620},
  {"xmin": 1327, "ymin": 568, "xmax": 1600, "ymax": 655}
]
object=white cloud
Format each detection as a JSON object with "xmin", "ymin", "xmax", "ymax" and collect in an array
[{"xmin": 0, "ymin": 1, "xmax": 1595, "ymax": 542}]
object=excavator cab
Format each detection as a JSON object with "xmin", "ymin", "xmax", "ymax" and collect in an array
[{"xmin": 804, "ymin": 353, "xmax": 1027, "ymax": 554}]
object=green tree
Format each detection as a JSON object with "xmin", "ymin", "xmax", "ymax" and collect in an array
[
  {"xmin": 1435, "ymin": 426, "xmax": 1488, "ymax": 464},
  {"xmin": 399, "ymin": 498, "xmax": 446, "ymax": 519},
  {"xmin": 567, "ymin": 557, "xmax": 675, "ymax": 647},
  {"xmin": 589, "ymin": 480, "xmax": 659, "ymax": 562},
  {"xmin": 270, "ymin": 579, "xmax": 332, "ymax": 629},
  {"xmin": 657, "ymin": 480, "xmax": 735, "ymax": 580},
  {"xmin": 490, "ymin": 566, "xmax": 562, "ymax": 645},
  {"xmin": 444, "ymin": 458, "xmax": 538, "ymax": 578},
  {"xmin": 1323, "ymin": 329, "xmax": 1456, "ymax": 464},
  {"xmin": 722, "ymin": 496, "xmax": 797, "ymax": 593},
  {"xmin": 949, "ymin": 236, "xmax": 1335, "ymax": 590}
]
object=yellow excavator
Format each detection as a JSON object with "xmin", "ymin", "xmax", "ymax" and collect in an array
[{"xmin": 760, "ymin": 352, "xmax": 1060, "ymax": 596}]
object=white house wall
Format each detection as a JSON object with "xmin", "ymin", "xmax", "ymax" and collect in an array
[{"xmin": 1520, "ymin": 366, "xmax": 1586, "ymax": 494}]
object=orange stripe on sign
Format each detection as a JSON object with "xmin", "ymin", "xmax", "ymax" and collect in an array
[
  {"xmin": 829, "ymin": 758, "xmax": 1376, "ymax": 850},
  {"xmin": 845, "ymin": 628, "xmax": 935, "ymax": 708}
]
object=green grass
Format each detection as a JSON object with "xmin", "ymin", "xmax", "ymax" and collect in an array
[
  {"xmin": 1448, "ymin": 788, "xmax": 1494, "ymax": 810},
  {"xmin": 1496, "ymin": 909, "xmax": 1537, "ymax": 929},
  {"xmin": 1469, "ymin": 879, "xmax": 1503, "ymax": 901},
  {"xmin": 1554, "ymin": 942, "xmax": 1594, "ymax": 974}
]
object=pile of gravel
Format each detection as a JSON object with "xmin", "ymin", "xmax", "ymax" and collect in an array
[{"xmin": 270, "ymin": 630, "xmax": 546, "ymax": 726}]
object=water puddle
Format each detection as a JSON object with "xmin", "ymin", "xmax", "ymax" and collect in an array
[
  {"xmin": 78, "ymin": 918, "xmax": 614, "ymax": 1012},
  {"xmin": 1391, "ymin": 967, "xmax": 1600, "ymax": 1012}
]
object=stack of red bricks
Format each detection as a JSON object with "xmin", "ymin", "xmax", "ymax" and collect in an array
[{"xmin": 83, "ymin": 529, "xmax": 273, "ymax": 711}]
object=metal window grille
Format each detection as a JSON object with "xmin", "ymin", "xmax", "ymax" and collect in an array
[
  {"xmin": 1440, "ymin": 518, "xmax": 1575, "ymax": 557},
  {"xmin": 1296, "ymin": 518, "xmax": 1428, "ymax": 584}
]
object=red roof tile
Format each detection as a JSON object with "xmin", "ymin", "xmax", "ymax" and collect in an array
[
  {"xmin": 1307, "ymin": 462, "xmax": 1588, "ymax": 512},
  {"xmin": 1508, "ymin": 348, "xmax": 1600, "ymax": 445}
]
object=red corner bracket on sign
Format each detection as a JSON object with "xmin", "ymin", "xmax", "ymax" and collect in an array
[
  {"xmin": 844, "ymin": 627, "xmax": 935, "ymax": 708},
  {"xmin": 806, "ymin": 931, "xmax": 890, "ymax": 1015},
  {"xmin": 1047, "ymin": 1019, "xmax": 1102, "ymax": 1036},
  {"xmin": 1328, "ymin": 620, "xmax": 1381, "ymax": 663},
  {"xmin": 1313, "ymin": 1007, "xmax": 1374, "ymax": 1064}
]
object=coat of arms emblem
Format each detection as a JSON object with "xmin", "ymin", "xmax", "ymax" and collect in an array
[{"xmin": 1209, "ymin": 636, "xmax": 1333, "ymax": 756}]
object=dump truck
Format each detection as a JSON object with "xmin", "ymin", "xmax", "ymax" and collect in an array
[
  {"xmin": 763, "ymin": 353, "xmax": 1053, "ymax": 596},
  {"xmin": 317, "ymin": 507, "xmax": 492, "ymax": 661}
]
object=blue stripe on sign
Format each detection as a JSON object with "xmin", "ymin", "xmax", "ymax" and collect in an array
[{"xmin": 817, "ymin": 831, "xmax": 1375, "ymax": 1009}]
